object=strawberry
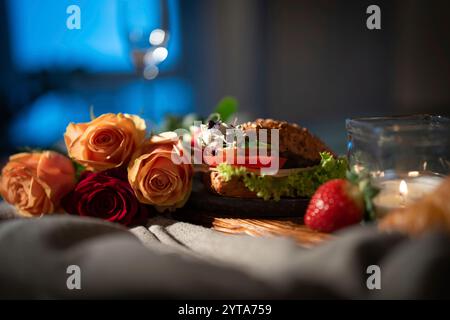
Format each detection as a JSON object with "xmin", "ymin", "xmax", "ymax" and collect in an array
[{"xmin": 304, "ymin": 179, "xmax": 365, "ymax": 232}]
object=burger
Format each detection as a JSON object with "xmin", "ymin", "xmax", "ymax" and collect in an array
[{"xmin": 196, "ymin": 118, "xmax": 347, "ymax": 201}]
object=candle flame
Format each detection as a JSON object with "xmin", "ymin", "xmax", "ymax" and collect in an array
[{"xmin": 399, "ymin": 180, "xmax": 408, "ymax": 196}]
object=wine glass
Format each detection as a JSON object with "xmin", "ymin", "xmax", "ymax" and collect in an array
[{"xmin": 121, "ymin": 0, "xmax": 170, "ymax": 79}]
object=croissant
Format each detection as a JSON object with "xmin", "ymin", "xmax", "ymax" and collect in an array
[{"xmin": 379, "ymin": 176, "xmax": 450, "ymax": 235}]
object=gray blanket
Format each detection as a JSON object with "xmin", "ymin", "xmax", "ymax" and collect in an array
[{"xmin": 0, "ymin": 202, "xmax": 449, "ymax": 299}]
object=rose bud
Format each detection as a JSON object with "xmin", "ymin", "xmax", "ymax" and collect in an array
[
  {"xmin": 0, "ymin": 151, "xmax": 76, "ymax": 217},
  {"xmin": 128, "ymin": 132, "xmax": 193, "ymax": 212},
  {"xmin": 64, "ymin": 113, "xmax": 146, "ymax": 171},
  {"xmin": 62, "ymin": 169, "xmax": 148, "ymax": 226}
]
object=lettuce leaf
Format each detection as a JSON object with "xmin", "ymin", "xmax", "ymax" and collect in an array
[{"xmin": 216, "ymin": 152, "xmax": 348, "ymax": 200}]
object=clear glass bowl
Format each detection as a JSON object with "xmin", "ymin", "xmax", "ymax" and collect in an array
[{"xmin": 346, "ymin": 115, "xmax": 450, "ymax": 178}]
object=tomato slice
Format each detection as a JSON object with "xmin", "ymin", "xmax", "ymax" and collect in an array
[{"xmin": 204, "ymin": 148, "xmax": 287, "ymax": 169}]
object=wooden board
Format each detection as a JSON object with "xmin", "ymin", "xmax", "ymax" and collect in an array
[
  {"xmin": 211, "ymin": 217, "xmax": 330, "ymax": 246},
  {"xmin": 185, "ymin": 187, "xmax": 309, "ymax": 218},
  {"xmin": 174, "ymin": 211, "xmax": 330, "ymax": 247}
]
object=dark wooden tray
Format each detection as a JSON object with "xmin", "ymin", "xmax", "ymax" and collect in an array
[{"xmin": 184, "ymin": 180, "xmax": 309, "ymax": 218}]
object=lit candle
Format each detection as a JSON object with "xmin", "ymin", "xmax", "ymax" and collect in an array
[{"xmin": 373, "ymin": 174, "xmax": 444, "ymax": 218}]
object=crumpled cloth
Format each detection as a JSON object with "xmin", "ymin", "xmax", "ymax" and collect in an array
[{"xmin": 0, "ymin": 202, "xmax": 449, "ymax": 299}]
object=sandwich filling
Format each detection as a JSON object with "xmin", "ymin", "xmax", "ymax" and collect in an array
[{"xmin": 215, "ymin": 152, "xmax": 347, "ymax": 200}]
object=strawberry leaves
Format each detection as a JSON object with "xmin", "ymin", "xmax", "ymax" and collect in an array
[{"xmin": 346, "ymin": 170, "xmax": 379, "ymax": 221}]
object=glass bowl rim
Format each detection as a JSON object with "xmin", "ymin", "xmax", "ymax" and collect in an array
[{"xmin": 346, "ymin": 114, "xmax": 449, "ymax": 135}]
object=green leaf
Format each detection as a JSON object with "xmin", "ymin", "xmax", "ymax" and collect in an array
[
  {"xmin": 216, "ymin": 152, "xmax": 348, "ymax": 201},
  {"xmin": 214, "ymin": 96, "xmax": 238, "ymax": 122},
  {"xmin": 72, "ymin": 161, "xmax": 86, "ymax": 180},
  {"xmin": 360, "ymin": 179, "xmax": 380, "ymax": 222},
  {"xmin": 348, "ymin": 169, "xmax": 380, "ymax": 222},
  {"xmin": 159, "ymin": 113, "xmax": 201, "ymax": 133},
  {"xmin": 346, "ymin": 170, "xmax": 359, "ymax": 183}
]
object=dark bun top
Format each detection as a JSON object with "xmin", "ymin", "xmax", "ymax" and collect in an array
[{"xmin": 240, "ymin": 118, "xmax": 335, "ymax": 168}]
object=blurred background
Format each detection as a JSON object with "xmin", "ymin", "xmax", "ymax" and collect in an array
[{"xmin": 0, "ymin": 0, "xmax": 449, "ymax": 158}]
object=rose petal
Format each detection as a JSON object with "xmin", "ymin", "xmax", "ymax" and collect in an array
[{"xmin": 64, "ymin": 113, "xmax": 146, "ymax": 171}]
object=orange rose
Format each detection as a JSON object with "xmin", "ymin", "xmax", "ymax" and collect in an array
[
  {"xmin": 0, "ymin": 151, "xmax": 76, "ymax": 217},
  {"xmin": 64, "ymin": 113, "xmax": 146, "ymax": 171},
  {"xmin": 128, "ymin": 132, "xmax": 193, "ymax": 212}
]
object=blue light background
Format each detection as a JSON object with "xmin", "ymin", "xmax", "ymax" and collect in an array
[
  {"xmin": 5, "ymin": 0, "xmax": 192, "ymax": 148},
  {"xmin": 7, "ymin": 0, "xmax": 131, "ymax": 72}
]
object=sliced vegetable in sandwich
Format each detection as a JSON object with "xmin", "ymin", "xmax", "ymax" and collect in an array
[{"xmin": 196, "ymin": 118, "xmax": 347, "ymax": 200}]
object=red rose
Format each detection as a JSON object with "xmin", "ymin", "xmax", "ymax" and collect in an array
[{"xmin": 62, "ymin": 169, "xmax": 148, "ymax": 226}]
